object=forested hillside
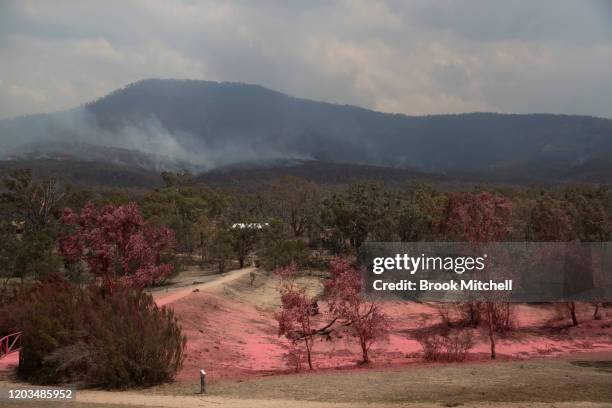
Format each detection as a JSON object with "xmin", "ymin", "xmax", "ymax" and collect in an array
[{"xmin": 1, "ymin": 79, "xmax": 611, "ymax": 185}]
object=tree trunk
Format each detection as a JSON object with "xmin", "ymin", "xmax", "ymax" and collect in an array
[
  {"xmin": 361, "ymin": 338, "xmax": 369, "ymax": 364},
  {"xmin": 239, "ymin": 257, "xmax": 244, "ymax": 269},
  {"xmin": 305, "ymin": 338, "xmax": 313, "ymax": 370},
  {"xmin": 568, "ymin": 302, "xmax": 578, "ymax": 326},
  {"xmin": 218, "ymin": 259, "xmax": 225, "ymax": 274},
  {"xmin": 593, "ymin": 303, "xmax": 601, "ymax": 320},
  {"xmin": 200, "ymin": 241, "xmax": 206, "ymax": 267},
  {"xmin": 487, "ymin": 303, "xmax": 496, "ymax": 360},
  {"xmin": 488, "ymin": 326, "xmax": 496, "ymax": 360},
  {"xmin": 466, "ymin": 302, "xmax": 480, "ymax": 326}
]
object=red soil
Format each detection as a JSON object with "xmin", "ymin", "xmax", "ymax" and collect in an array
[
  {"xmin": 170, "ymin": 291, "xmax": 288, "ymax": 380},
  {"xmin": 3, "ymin": 273, "xmax": 608, "ymax": 383},
  {"xmin": 167, "ymin": 284, "xmax": 612, "ymax": 382},
  {"xmin": 0, "ymin": 351, "xmax": 19, "ymax": 373}
]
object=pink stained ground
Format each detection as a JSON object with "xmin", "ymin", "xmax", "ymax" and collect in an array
[
  {"xmin": 160, "ymin": 271, "xmax": 612, "ymax": 382},
  {"xmin": 0, "ymin": 351, "xmax": 19, "ymax": 373}
]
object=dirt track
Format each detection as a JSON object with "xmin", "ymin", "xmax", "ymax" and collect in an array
[
  {"xmin": 72, "ymin": 391, "xmax": 612, "ymax": 408},
  {"xmin": 153, "ymin": 267, "xmax": 256, "ymax": 307}
]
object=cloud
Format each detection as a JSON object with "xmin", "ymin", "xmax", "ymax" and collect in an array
[{"xmin": 0, "ymin": 0, "xmax": 611, "ymax": 119}]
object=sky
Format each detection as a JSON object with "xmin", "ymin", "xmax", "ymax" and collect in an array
[{"xmin": 1, "ymin": 0, "xmax": 611, "ymax": 120}]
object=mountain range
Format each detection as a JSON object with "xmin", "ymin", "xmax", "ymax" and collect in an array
[{"xmin": 1, "ymin": 78, "xmax": 611, "ymax": 187}]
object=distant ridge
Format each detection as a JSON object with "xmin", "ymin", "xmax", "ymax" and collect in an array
[{"xmin": 1, "ymin": 78, "xmax": 611, "ymax": 185}]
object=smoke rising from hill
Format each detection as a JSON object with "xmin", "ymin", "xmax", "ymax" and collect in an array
[
  {"xmin": 1, "ymin": 79, "xmax": 612, "ymax": 184},
  {"xmin": 0, "ymin": 106, "xmax": 310, "ymax": 171}
]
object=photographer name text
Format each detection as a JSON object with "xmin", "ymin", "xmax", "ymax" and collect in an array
[{"xmin": 372, "ymin": 279, "xmax": 513, "ymax": 292}]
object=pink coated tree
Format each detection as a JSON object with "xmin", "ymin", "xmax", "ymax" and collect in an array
[
  {"xmin": 436, "ymin": 191, "xmax": 513, "ymax": 359},
  {"xmin": 526, "ymin": 195, "xmax": 582, "ymax": 326},
  {"xmin": 325, "ymin": 258, "xmax": 390, "ymax": 364},
  {"xmin": 274, "ymin": 264, "xmax": 316, "ymax": 370},
  {"xmin": 60, "ymin": 202, "xmax": 176, "ymax": 292},
  {"xmin": 437, "ymin": 191, "xmax": 513, "ymax": 242}
]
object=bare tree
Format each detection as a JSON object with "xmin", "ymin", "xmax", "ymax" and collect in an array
[{"xmin": 2, "ymin": 169, "xmax": 66, "ymax": 234}]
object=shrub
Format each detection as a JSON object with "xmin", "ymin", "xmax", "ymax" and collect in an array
[
  {"xmin": 416, "ymin": 329, "xmax": 474, "ymax": 362},
  {"xmin": 456, "ymin": 301, "xmax": 514, "ymax": 333},
  {"xmin": 282, "ymin": 345, "xmax": 304, "ymax": 372},
  {"xmin": 0, "ymin": 276, "xmax": 185, "ymax": 388}
]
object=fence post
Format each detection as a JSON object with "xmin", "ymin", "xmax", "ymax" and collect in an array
[{"xmin": 200, "ymin": 369, "xmax": 206, "ymax": 394}]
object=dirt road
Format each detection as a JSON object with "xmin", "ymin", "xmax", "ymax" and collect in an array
[
  {"xmin": 73, "ymin": 390, "xmax": 612, "ymax": 408},
  {"xmin": 153, "ymin": 267, "xmax": 256, "ymax": 307}
]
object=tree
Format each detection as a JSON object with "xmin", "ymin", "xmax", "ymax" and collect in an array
[
  {"xmin": 563, "ymin": 187, "xmax": 611, "ymax": 325},
  {"xmin": 220, "ymin": 192, "xmax": 265, "ymax": 268},
  {"xmin": 436, "ymin": 191, "xmax": 513, "ymax": 243},
  {"xmin": 60, "ymin": 202, "xmax": 176, "ymax": 292},
  {"xmin": 160, "ymin": 170, "xmax": 194, "ymax": 188},
  {"xmin": 325, "ymin": 258, "xmax": 390, "ymax": 364},
  {"xmin": 0, "ymin": 228, "xmax": 62, "ymax": 283},
  {"xmin": 229, "ymin": 223, "xmax": 260, "ymax": 268},
  {"xmin": 141, "ymin": 183, "xmax": 219, "ymax": 256},
  {"xmin": 563, "ymin": 186, "xmax": 611, "ymax": 241},
  {"xmin": 209, "ymin": 228, "xmax": 233, "ymax": 273},
  {"xmin": 265, "ymin": 176, "xmax": 320, "ymax": 237},
  {"xmin": 0, "ymin": 169, "xmax": 64, "ymax": 282},
  {"xmin": 197, "ymin": 215, "xmax": 216, "ymax": 266},
  {"xmin": 397, "ymin": 182, "xmax": 438, "ymax": 242},
  {"xmin": 1, "ymin": 169, "xmax": 65, "ymax": 234},
  {"xmin": 436, "ymin": 191, "xmax": 513, "ymax": 359},
  {"xmin": 526, "ymin": 195, "xmax": 573, "ymax": 242},
  {"xmin": 321, "ymin": 182, "xmax": 399, "ymax": 253},
  {"xmin": 258, "ymin": 220, "xmax": 310, "ymax": 269},
  {"xmin": 274, "ymin": 264, "xmax": 316, "ymax": 370},
  {"xmin": 526, "ymin": 194, "xmax": 579, "ymax": 326}
]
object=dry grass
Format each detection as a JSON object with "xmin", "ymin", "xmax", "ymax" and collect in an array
[
  {"xmin": 2, "ymin": 353, "xmax": 611, "ymax": 408},
  {"xmin": 127, "ymin": 352, "xmax": 612, "ymax": 405}
]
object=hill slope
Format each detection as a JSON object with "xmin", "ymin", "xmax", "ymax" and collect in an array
[
  {"xmin": 0, "ymin": 158, "xmax": 163, "ymax": 189},
  {"xmin": 1, "ymin": 78, "xmax": 611, "ymax": 184}
]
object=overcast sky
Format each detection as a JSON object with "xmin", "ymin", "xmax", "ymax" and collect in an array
[{"xmin": 1, "ymin": 0, "xmax": 611, "ymax": 120}]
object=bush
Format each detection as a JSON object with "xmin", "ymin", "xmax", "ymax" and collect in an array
[
  {"xmin": 282, "ymin": 345, "xmax": 304, "ymax": 372},
  {"xmin": 457, "ymin": 301, "xmax": 514, "ymax": 333},
  {"xmin": 416, "ymin": 329, "xmax": 474, "ymax": 362},
  {"xmin": 0, "ymin": 276, "xmax": 185, "ymax": 388}
]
